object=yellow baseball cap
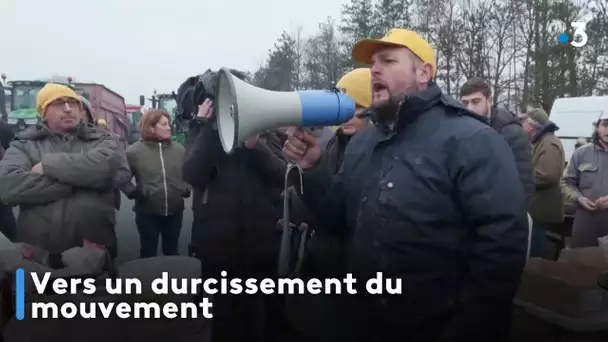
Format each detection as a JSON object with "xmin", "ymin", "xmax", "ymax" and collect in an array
[
  {"xmin": 352, "ymin": 28, "xmax": 436, "ymax": 77},
  {"xmin": 336, "ymin": 68, "xmax": 372, "ymax": 108}
]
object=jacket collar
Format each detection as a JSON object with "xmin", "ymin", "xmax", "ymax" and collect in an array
[
  {"xmin": 141, "ymin": 138, "xmax": 173, "ymax": 147},
  {"xmin": 335, "ymin": 127, "xmax": 353, "ymax": 144},
  {"xmin": 374, "ymin": 82, "xmax": 443, "ymax": 134},
  {"xmin": 17, "ymin": 121, "xmax": 108, "ymax": 141},
  {"xmin": 531, "ymin": 121, "xmax": 559, "ymax": 143}
]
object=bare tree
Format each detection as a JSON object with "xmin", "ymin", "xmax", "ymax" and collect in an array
[
  {"xmin": 486, "ymin": 0, "xmax": 518, "ymax": 106},
  {"xmin": 432, "ymin": 0, "xmax": 464, "ymax": 96},
  {"xmin": 252, "ymin": 0, "xmax": 608, "ymax": 111},
  {"xmin": 302, "ymin": 17, "xmax": 348, "ymax": 88}
]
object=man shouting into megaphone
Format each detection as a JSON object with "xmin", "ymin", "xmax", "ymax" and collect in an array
[
  {"xmin": 283, "ymin": 28, "xmax": 528, "ymax": 342},
  {"xmin": 182, "ymin": 84, "xmax": 289, "ymax": 342}
]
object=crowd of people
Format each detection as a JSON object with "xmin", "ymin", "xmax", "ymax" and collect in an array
[{"xmin": 0, "ymin": 27, "xmax": 607, "ymax": 342}]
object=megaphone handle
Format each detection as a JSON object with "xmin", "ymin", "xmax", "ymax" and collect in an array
[
  {"xmin": 286, "ymin": 162, "xmax": 304, "ymax": 195},
  {"xmin": 278, "ymin": 187, "xmax": 293, "ymax": 276},
  {"xmin": 277, "ymin": 162, "xmax": 305, "ymax": 276}
]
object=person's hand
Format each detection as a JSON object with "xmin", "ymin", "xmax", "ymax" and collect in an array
[
  {"xmin": 283, "ymin": 128, "xmax": 321, "ymax": 169},
  {"xmin": 578, "ymin": 196, "xmax": 597, "ymax": 211},
  {"xmin": 596, "ymin": 196, "xmax": 608, "ymax": 210},
  {"xmin": 128, "ymin": 187, "xmax": 145, "ymax": 201},
  {"xmin": 31, "ymin": 162, "xmax": 44, "ymax": 175},
  {"xmin": 197, "ymin": 98, "xmax": 213, "ymax": 119},
  {"xmin": 244, "ymin": 134, "xmax": 259, "ymax": 149},
  {"xmin": 275, "ymin": 218, "xmax": 297, "ymax": 232}
]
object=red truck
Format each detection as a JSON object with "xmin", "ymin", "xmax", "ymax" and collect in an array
[{"xmin": 74, "ymin": 83, "xmax": 131, "ymax": 145}]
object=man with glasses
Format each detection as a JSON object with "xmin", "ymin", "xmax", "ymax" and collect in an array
[{"xmin": 0, "ymin": 83, "xmax": 122, "ymax": 259}]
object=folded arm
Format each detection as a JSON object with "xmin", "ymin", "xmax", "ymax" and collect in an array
[
  {"xmin": 442, "ymin": 129, "xmax": 528, "ymax": 340},
  {"xmin": 40, "ymin": 133, "xmax": 122, "ymax": 190},
  {"xmin": 0, "ymin": 143, "xmax": 73, "ymax": 205}
]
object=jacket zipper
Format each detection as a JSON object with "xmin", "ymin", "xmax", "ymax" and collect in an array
[{"xmin": 159, "ymin": 142, "xmax": 169, "ymax": 216}]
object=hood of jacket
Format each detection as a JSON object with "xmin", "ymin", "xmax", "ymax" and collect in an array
[
  {"xmin": 532, "ymin": 121, "xmax": 559, "ymax": 143},
  {"xmin": 490, "ymin": 107, "xmax": 520, "ymax": 130}
]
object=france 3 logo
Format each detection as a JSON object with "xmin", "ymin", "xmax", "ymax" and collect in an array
[{"xmin": 558, "ymin": 22, "xmax": 588, "ymax": 48}]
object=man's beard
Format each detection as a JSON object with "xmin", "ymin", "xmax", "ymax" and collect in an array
[{"xmin": 373, "ymin": 91, "xmax": 404, "ymax": 124}]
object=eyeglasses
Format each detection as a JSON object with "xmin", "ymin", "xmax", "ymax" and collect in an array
[{"xmin": 49, "ymin": 98, "xmax": 80, "ymax": 108}]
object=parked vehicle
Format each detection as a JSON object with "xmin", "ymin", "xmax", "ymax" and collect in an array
[
  {"xmin": 126, "ymin": 104, "xmax": 145, "ymax": 143},
  {"xmin": 73, "ymin": 82, "xmax": 129, "ymax": 147},
  {"xmin": 549, "ymin": 96, "xmax": 608, "ymax": 161}
]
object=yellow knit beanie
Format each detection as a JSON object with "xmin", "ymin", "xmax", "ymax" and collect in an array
[
  {"xmin": 36, "ymin": 83, "xmax": 82, "ymax": 116},
  {"xmin": 336, "ymin": 68, "xmax": 372, "ymax": 108}
]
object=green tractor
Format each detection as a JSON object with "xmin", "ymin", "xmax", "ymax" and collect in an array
[
  {"xmin": 140, "ymin": 90, "xmax": 185, "ymax": 145},
  {"xmin": 4, "ymin": 77, "xmax": 85, "ymax": 134},
  {"xmin": 7, "ymin": 80, "xmax": 45, "ymax": 133}
]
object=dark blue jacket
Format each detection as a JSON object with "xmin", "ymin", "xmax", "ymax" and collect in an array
[
  {"xmin": 302, "ymin": 83, "xmax": 528, "ymax": 341},
  {"xmin": 490, "ymin": 107, "xmax": 534, "ymax": 209}
]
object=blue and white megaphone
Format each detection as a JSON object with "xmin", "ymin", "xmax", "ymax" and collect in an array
[{"xmin": 215, "ymin": 67, "xmax": 356, "ymax": 154}]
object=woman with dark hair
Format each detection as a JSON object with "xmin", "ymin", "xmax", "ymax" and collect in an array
[{"xmin": 125, "ymin": 109, "xmax": 189, "ymax": 258}]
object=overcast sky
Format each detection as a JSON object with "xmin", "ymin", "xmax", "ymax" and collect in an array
[{"xmin": 2, "ymin": 0, "xmax": 344, "ymax": 104}]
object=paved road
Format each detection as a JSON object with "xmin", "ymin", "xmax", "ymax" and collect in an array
[{"xmin": 114, "ymin": 194, "xmax": 194, "ymax": 265}]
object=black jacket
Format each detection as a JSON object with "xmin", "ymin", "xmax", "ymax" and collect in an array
[
  {"xmin": 0, "ymin": 118, "xmax": 14, "ymax": 150},
  {"xmin": 490, "ymin": 107, "xmax": 534, "ymax": 209},
  {"xmin": 323, "ymin": 129, "xmax": 352, "ymax": 175},
  {"xmin": 301, "ymin": 83, "xmax": 528, "ymax": 341},
  {"xmin": 183, "ymin": 119, "xmax": 287, "ymax": 275},
  {"xmin": 293, "ymin": 129, "xmax": 354, "ymax": 278}
]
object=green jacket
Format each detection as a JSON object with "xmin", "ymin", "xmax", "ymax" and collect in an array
[
  {"xmin": 0, "ymin": 122, "xmax": 121, "ymax": 256},
  {"xmin": 530, "ymin": 125, "xmax": 565, "ymax": 223},
  {"xmin": 126, "ymin": 140, "xmax": 188, "ymax": 216}
]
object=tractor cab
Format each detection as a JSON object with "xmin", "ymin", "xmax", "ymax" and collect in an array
[
  {"xmin": 7, "ymin": 80, "xmax": 45, "ymax": 132},
  {"xmin": 126, "ymin": 104, "xmax": 145, "ymax": 143},
  {"xmin": 157, "ymin": 93, "xmax": 177, "ymax": 120},
  {"xmin": 6, "ymin": 78, "xmax": 84, "ymax": 133}
]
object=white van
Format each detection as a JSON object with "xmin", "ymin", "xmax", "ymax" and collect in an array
[{"xmin": 549, "ymin": 96, "xmax": 608, "ymax": 162}]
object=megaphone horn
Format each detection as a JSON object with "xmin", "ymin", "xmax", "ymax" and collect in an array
[{"xmin": 215, "ymin": 67, "xmax": 357, "ymax": 154}]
